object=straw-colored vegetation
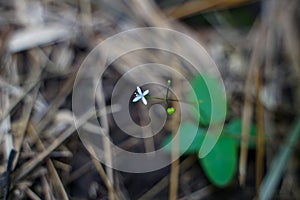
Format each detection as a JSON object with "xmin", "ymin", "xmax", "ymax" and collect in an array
[{"xmin": 0, "ymin": 0, "xmax": 299, "ymax": 199}]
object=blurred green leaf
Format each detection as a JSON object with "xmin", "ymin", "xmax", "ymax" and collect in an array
[
  {"xmin": 224, "ymin": 118, "xmax": 257, "ymax": 148},
  {"xmin": 199, "ymin": 136, "xmax": 237, "ymax": 187},
  {"xmin": 162, "ymin": 122, "xmax": 205, "ymax": 154},
  {"xmin": 189, "ymin": 74, "xmax": 227, "ymax": 126},
  {"xmin": 163, "ymin": 121, "xmax": 240, "ymax": 187}
]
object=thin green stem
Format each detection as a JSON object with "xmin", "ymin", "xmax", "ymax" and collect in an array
[
  {"xmin": 146, "ymin": 96, "xmax": 202, "ymax": 105},
  {"xmin": 166, "ymin": 80, "xmax": 171, "ymax": 104}
]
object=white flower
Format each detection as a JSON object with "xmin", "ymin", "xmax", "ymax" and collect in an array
[{"xmin": 132, "ymin": 86, "xmax": 149, "ymax": 105}]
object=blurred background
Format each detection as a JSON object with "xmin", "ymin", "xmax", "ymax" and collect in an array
[{"xmin": 0, "ymin": 0, "xmax": 299, "ymax": 199}]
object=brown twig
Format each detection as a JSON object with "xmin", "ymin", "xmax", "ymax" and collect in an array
[
  {"xmin": 165, "ymin": 0, "xmax": 258, "ymax": 19},
  {"xmin": 13, "ymin": 108, "xmax": 95, "ymax": 182},
  {"xmin": 35, "ymin": 72, "xmax": 77, "ymax": 133},
  {"xmin": 28, "ymin": 124, "xmax": 69, "ymax": 200},
  {"xmin": 239, "ymin": 23, "xmax": 264, "ymax": 186},
  {"xmin": 95, "ymin": 83, "xmax": 115, "ymax": 200},
  {"xmin": 138, "ymin": 156, "xmax": 197, "ymax": 200},
  {"xmin": 169, "ymin": 55, "xmax": 182, "ymax": 200},
  {"xmin": 12, "ymin": 86, "xmax": 39, "ymax": 170},
  {"xmin": 255, "ymin": 66, "xmax": 265, "ymax": 195}
]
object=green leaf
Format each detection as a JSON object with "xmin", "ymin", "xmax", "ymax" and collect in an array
[
  {"xmin": 224, "ymin": 118, "xmax": 257, "ymax": 148},
  {"xmin": 189, "ymin": 74, "xmax": 227, "ymax": 126},
  {"xmin": 199, "ymin": 136, "xmax": 237, "ymax": 187},
  {"xmin": 162, "ymin": 122, "xmax": 205, "ymax": 154}
]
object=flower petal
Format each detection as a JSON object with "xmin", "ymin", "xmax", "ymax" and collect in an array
[
  {"xmin": 143, "ymin": 89, "xmax": 149, "ymax": 96},
  {"xmin": 142, "ymin": 97, "xmax": 147, "ymax": 105},
  {"xmin": 132, "ymin": 96, "xmax": 141, "ymax": 102},
  {"xmin": 137, "ymin": 86, "xmax": 142, "ymax": 95}
]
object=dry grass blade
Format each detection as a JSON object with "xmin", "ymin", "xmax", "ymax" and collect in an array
[
  {"xmin": 239, "ymin": 53, "xmax": 253, "ymax": 186},
  {"xmin": 138, "ymin": 103, "xmax": 155, "ymax": 153},
  {"xmin": 0, "ymin": 74, "xmax": 13, "ymax": 162},
  {"xmin": 169, "ymin": 152, "xmax": 180, "ymax": 200},
  {"xmin": 239, "ymin": 23, "xmax": 264, "ymax": 186},
  {"xmin": 139, "ymin": 175, "xmax": 169, "ymax": 200},
  {"xmin": 0, "ymin": 75, "xmax": 40, "ymax": 123},
  {"xmin": 92, "ymin": 158, "xmax": 118, "ymax": 200},
  {"xmin": 95, "ymin": 83, "xmax": 115, "ymax": 200},
  {"xmin": 24, "ymin": 186, "xmax": 42, "ymax": 200},
  {"xmin": 12, "ymin": 86, "xmax": 39, "ymax": 170},
  {"xmin": 255, "ymin": 67, "xmax": 265, "ymax": 195},
  {"xmin": 12, "ymin": 108, "xmax": 95, "ymax": 182},
  {"xmin": 79, "ymin": 0, "xmax": 93, "ymax": 34},
  {"xmin": 165, "ymin": 0, "xmax": 258, "ymax": 19},
  {"xmin": 178, "ymin": 185, "xmax": 212, "ymax": 200},
  {"xmin": 169, "ymin": 58, "xmax": 182, "ymax": 200},
  {"xmin": 8, "ymin": 25, "xmax": 72, "ymax": 53},
  {"xmin": 280, "ymin": 0, "xmax": 300, "ymax": 114},
  {"xmin": 41, "ymin": 175, "xmax": 53, "ymax": 200},
  {"xmin": 35, "ymin": 72, "xmax": 77, "ymax": 132},
  {"xmin": 28, "ymin": 124, "xmax": 68, "ymax": 200},
  {"xmin": 138, "ymin": 156, "xmax": 197, "ymax": 200},
  {"xmin": 1, "ymin": 0, "xmax": 298, "ymax": 199},
  {"xmin": 67, "ymin": 160, "xmax": 93, "ymax": 184}
]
